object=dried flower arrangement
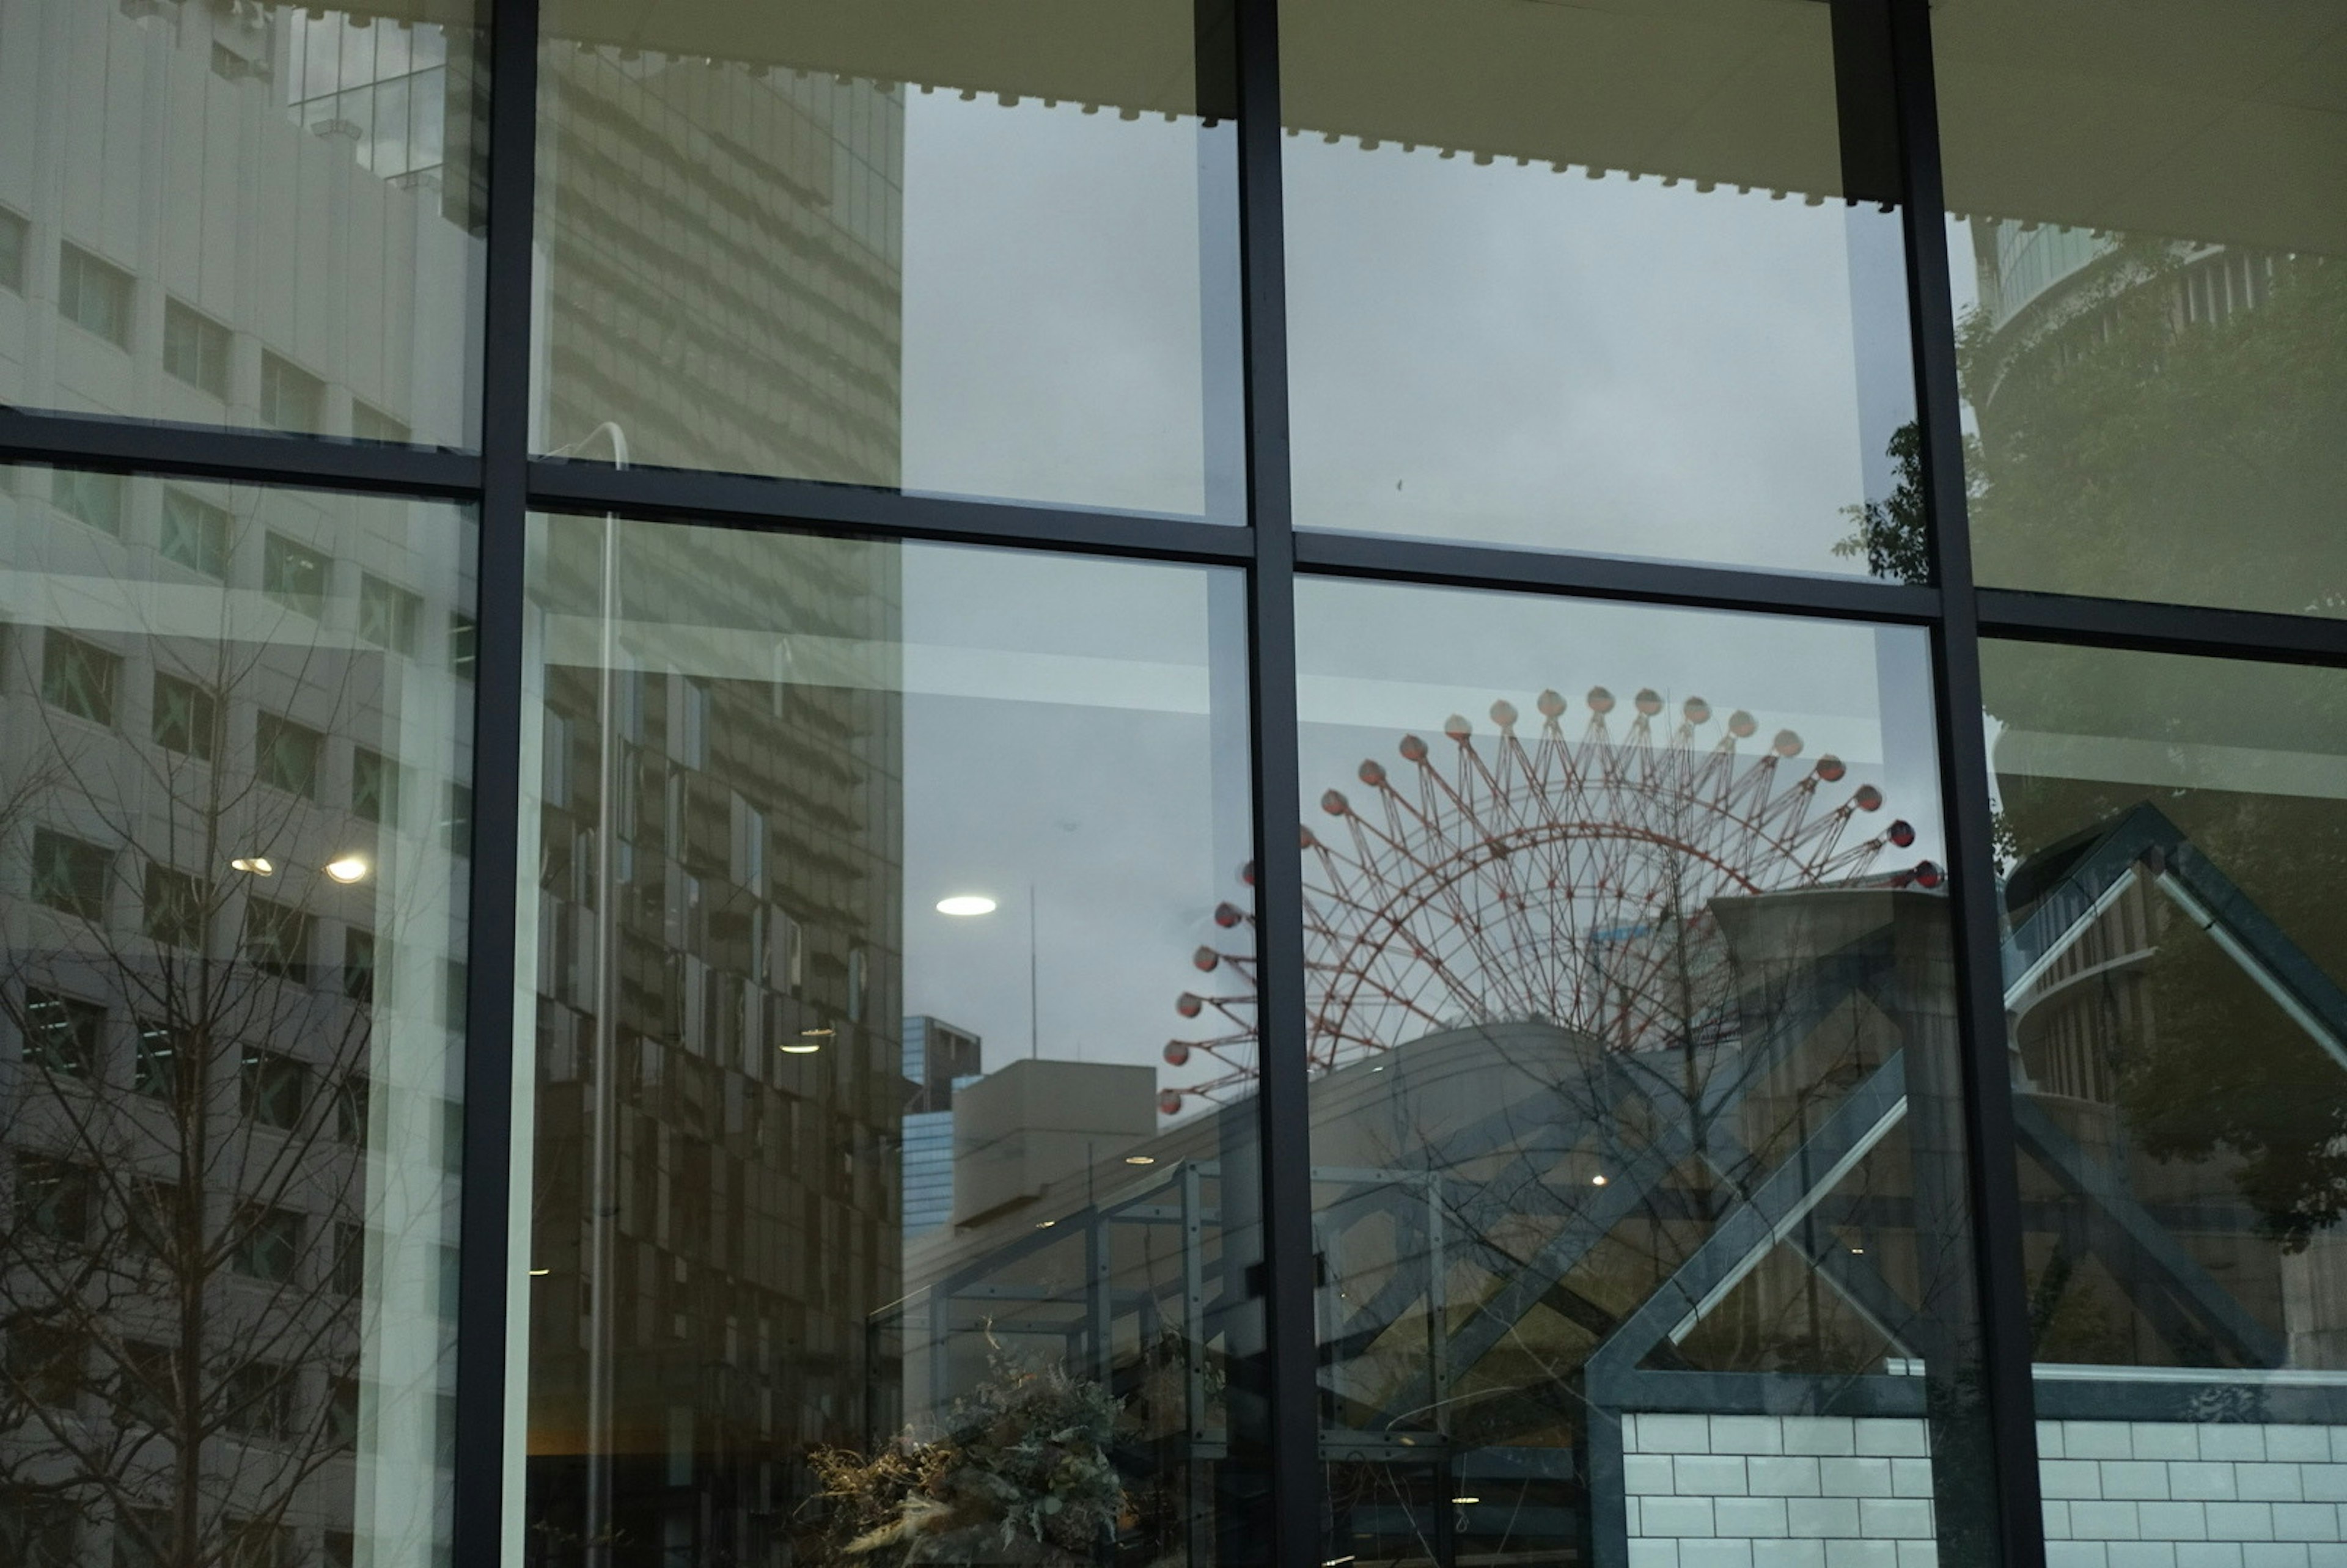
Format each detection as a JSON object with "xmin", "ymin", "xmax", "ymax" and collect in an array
[{"xmin": 810, "ymin": 1351, "xmax": 1129, "ymax": 1565}]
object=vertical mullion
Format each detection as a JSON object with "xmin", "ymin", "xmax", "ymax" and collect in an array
[
  {"xmin": 1232, "ymin": 0, "xmax": 1321, "ymax": 1561},
  {"xmin": 1887, "ymin": 2, "xmax": 2047, "ymax": 1566},
  {"xmin": 451, "ymin": 0, "xmax": 538, "ymax": 1561}
]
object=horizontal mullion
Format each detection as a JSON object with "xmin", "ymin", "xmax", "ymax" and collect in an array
[
  {"xmin": 1980, "ymin": 588, "xmax": 2347, "ymax": 668},
  {"xmin": 1296, "ymin": 529, "xmax": 1944, "ymax": 625},
  {"xmin": 525, "ymin": 459, "xmax": 1257, "ymax": 563},
  {"xmin": 0, "ymin": 408, "xmax": 479, "ymax": 496}
]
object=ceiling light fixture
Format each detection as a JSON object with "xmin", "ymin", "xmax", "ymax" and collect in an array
[
  {"xmin": 529, "ymin": 1267, "xmax": 552, "ymax": 1277},
  {"xmin": 780, "ymin": 1041, "xmax": 821, "ymax": 1055},
  {"xmin": 324, "ymin": 855, "xmax": 369, "ymax": 884},
  {"xmin": 1590, "ymin": 1174, "xmax": 1609, "ymax": 1187},
  {"xmin": 1124, "ymin": 1155, "xmax": 1156, "ymax": 1166},
  {"xmin": 230, "ymin": 857, "xmax": 275, "ymax": 875},
  {"xmin": 936, "ymin": 895, "xmax": 997, "ymax": 917}
]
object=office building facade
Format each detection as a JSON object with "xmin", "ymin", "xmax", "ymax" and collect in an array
[{"xmin": 1, "ymin": 0, "xmax": 2342, "ymax": 1565}]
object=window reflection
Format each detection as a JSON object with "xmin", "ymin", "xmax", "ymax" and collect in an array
[
  {"xmin": 1979, "ymin": 643, "xmax": 2347, "ymax": 1563},
  {"xmin": 1933, "ymin": 0, "xmax": 2347, "ymax": 616},
  {"xmin": 0, "ymin": 0, "xmax": 487, "ymax": 446},
  {"xmin": 0, "ymin": 467, "xmax": 474, "ymax": 1568},
  {"xmin": 518, "ymin": 519, "xmax": 1266, "ymax": 1564},
  {"xmin": 1295, "ymin": 582, "xmax": 1993, "ymax": 1566},
  {"xmin": 1280, "ymin": 0, "xmax": 1918, "ymax": 574},
  {"xmin": 531, "ymin": 0, "xmax": 1241, "ymax": 518}
]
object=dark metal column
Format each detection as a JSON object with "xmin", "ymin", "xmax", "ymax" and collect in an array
[
  {"xmin": 1887, "ymin": 2, "xmax": 2047, "ymax": 1564},
  {"xmin": 1232, "ymin": 0, "xmax": 1323, "ymax": 1562},
  {"xmin": 450, "ymin": 0, "xmax": 540, "ymax": 1561}
]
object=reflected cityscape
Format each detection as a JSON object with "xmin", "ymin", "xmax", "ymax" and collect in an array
[
  {"xmin": 0, "ymin": 472, "xmax": 476, "ymax": 1566},
  {"xmin": 0, "ymin": 0, "xmax": 2341, "ymax": 1566},
  {"xmin": 0, "ymin": 0, "xmax": 486, "ymax": 444}
]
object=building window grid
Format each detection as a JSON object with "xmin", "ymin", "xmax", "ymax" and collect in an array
[
  {"xmin": 258, "ymin": 352, "xmax": 326, "ymax": 431},
  {"xmin": 57, "ymin": 241, "xmax": 132, "ymax": 348},
  {"xmin": 0, "ymin": 206, "xmax": 28, "ymax": 293},
  {"xmin": 40, "ymin": 627, "xmax": 122, "ymax": 727},
  {"xmin": 163, "ymin": 299, "xmax": 233, "ymax": 399},
  {"xmin": 262, "ymin": 531, "xmax": 330, "ymax": 617},
  {"xmin": 0, "ymin": 4, "xmax": 2331, "ymax": 1567},
  {"xmin": 161, "ymin": 488, "xmax": 234, "ymax": 577},
  {"xmin": 51, "ymin": 466, "xmax": 127, "ymax": 535},
  {"xmin": 357, "ymin": 570, "xmax": 424, "ymax": 655}
]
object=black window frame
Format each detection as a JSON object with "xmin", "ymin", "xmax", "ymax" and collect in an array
[{"xmin": 0, "ymin": 5, "xmax": 2334, "ymax": 1567}]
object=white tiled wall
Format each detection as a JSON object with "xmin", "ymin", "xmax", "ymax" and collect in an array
[
  {"xmin": 1622, "ymin": 1415, "xmax": 2347, "ymax": 1568},
  {"xmin": 1623, "ymin": 1413, "xmax": 1938, "ymax": 1568},
  {"xmin": 2037, "ymin": 1420, "xmax": 2347, "ymax": 1568}
]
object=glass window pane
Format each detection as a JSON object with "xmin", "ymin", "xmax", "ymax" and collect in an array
[
  {"xmin": 516, "ymin": 519, "xmax": 1265, "ymax": 1560},
  {"xmin": 531, "ymin": 1, "xmax": 1243, "ymax": 520},
  {"xmin": 161, "ymin": 487, "xmax": 234, "ymax": 579},
  {"xmin": 0, "ymin": 0, "xmax": 487, "ymax": 447},
  {"xmin": 1281, "ymin": 0, "xmax": 1917, "ymax": 574},
  {"xmin": 1296, "ymin": 581, "xmax": 1999, "ymax": 1564},
  {"xmin": 1934, "ymin": 2, "xmax": 2347, "ymax": 617},
  {"xmin": 51, "ymin": 467, "xmax": 127, "ymax": 537},
  {"xmin": 0, "ymin": 465, "xmax": 475, "ymax": 1568},
  {"xmin": 0, "ymin": 205, "xmax": 28, "ymax": 295},
  {"xmin": 1985, "ymin": 641, "xmax": 2347, "ymax": 1557}
]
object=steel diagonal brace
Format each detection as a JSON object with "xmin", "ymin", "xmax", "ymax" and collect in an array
[
  {"xmin": 1584, "ymin": 1051, "xmax": 1910, "ymax": 1405},
  {"xmin": 2001, "ymin": 803, "xmax": 2181, "ymax": 1004},
  {"xmin": 1329, "ymin": 1058, "xmax": 1629, "ymax": 1364},
  {"xmin": 2010, "ymin": 1094, "xmax": 2285, "ymax": 1368},
  {"xmin": 1406, "ymin": 1059, "xmax": 1707, "ymax": 1412},
  {"xmin": 2156, "ymin": 842, "xmax": 2347, "ymax": 1075},
  {"xmin": 1993, "ymin": 803, "xmax": 2341, "ymax": 1371},
  {"xmin": 1699, "ymin": 1121, "xmax": 1926, "ymax": 1362},
  {"xmin": 1378, "ymin": 960, "xmax": 1884, "ymax": 1418},
  {"xmin": 1999, "ymin": 801, "xmax": 2347, "ymax": 1079}
]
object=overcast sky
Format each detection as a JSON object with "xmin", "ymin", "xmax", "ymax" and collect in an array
[{"xmin": 900, "ymin": 94, "xmax": 1915, "ymax": 568}]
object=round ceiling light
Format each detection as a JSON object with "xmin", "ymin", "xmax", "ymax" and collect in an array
[{"xmin": 935, "ymin": 895, "xmax": 998, "ymax": 917}]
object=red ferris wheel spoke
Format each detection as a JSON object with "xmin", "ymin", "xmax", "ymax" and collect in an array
[{"xmin": 1159, "ymin": 687, "xmax": 1936, "ymax": 1113}]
